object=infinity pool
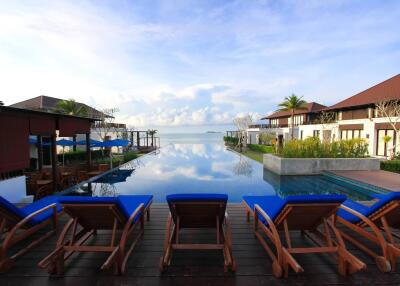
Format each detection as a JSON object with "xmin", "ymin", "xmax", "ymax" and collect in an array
[{"xmin": 64, "ymin": 143, "xmax": 380, "ymax": 202}]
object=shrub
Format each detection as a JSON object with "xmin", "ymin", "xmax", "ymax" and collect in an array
[
  {"xmin": 223, "ymin": 136, "xmax": 239, "ymax": 145},
  {"xmin": 59, "ymin": 149, "xmax": 108, "ymax": 163},
  {"xmin": 381, "ymin": 160, "xmax": 400, "ymax": 173},
  {"xmin": 277, "ymin": 137, "xmax": 369, "ymax": 158},
  {"xmin": 258, "ymin": 133, "xmax": 275, "ymax": 145},
  {"xmin": 123, "ymin": 151, "xmax": 139, "ymax": 163},
  {"xmin": 248, "ymin": 144, "xmax": 274, "ymax": 153}
]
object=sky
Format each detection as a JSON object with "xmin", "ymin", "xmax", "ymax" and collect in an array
[{"xmin": 0, "ymin": 0, "xmax": 399, "ymax": 133}]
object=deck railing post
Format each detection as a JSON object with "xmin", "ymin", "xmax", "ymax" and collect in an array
[{"xmin": 50, "ymin": 134, "xmax": 58, "ymax": 192}]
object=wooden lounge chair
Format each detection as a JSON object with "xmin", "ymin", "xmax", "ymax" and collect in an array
[
  {"xmin": 0, "ymin": 195, "xmax": 62, "ymax": 272},
  {"xmin": 160, "ymin": 193, "xmax": 235, "ymax": 272},
  {"xmin": 243, "ymin": 195, "xmax": 366, "ymax": 278},
  {"xmin": 335, "ymin": 192, "xmax": 400, "ymax": 272},
  {"xmin": 38, "ymin": 195, "xmax": 152, "ymax": 275}
]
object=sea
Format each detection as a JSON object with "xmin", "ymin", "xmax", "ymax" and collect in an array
[{"xmin": 158, "ymin": 132, "xmax": 224, "ymax": 146}]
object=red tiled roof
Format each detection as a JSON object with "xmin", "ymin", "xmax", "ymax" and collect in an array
[
  {"xmin": 326, "ymin": 74, "xmax": 400, "ymax": 110},
  {"xmin": 261, "ymin": 102, "xmax": 326, "ymax": 119}
]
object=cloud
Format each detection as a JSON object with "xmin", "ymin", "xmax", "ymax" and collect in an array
[{"xmin": 1, "ymin": 1, "xmax": 399, "ymax": 131}]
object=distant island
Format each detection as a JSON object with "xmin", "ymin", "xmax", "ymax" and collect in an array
[{"xmin": 206, "ymin": 131, "xmax": 222, "ymax": 133}]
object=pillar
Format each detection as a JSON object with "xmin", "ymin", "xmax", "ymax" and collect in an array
[
  {"xmin": 50, "ymin": 134, "xmax": 58, "ymax": 192},
  {"xmin": 86, "ymin": 133, "xmax": 91, "ymax": 171},
  {"xmin": 37, "ymin": 135, "xmax": 43, "ymax": 171}
]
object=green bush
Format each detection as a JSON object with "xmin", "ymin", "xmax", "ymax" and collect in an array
[
  {"xmin": 258, "ymin": 133, "xmax": 275, "ymax": 145},
  {"xmin": 123, "ymin": 151, "xmax": 139, "ymax": 163},
  {"xmin": 277, "ymin": 137, "xmax": 369, "ymax": 158},
  {"xmin": 223, "ymin": 136, "xmax": 239, "ymax": 145},
  {"xmin": 248, "ymin": 144, "xmax": 274, "ymax": 153},
  {"xmin": 381, "ymin": 160, "xmax": 400, "ymax": 173},
  {"xmin": 58, "ymin": 149, "xmax": 108, "ymax": 163}
]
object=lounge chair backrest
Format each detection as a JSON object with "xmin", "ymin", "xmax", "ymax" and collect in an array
[
  {"xmin": 365, "ymin": 192, "xmax": 400, "ymax": 227},
  {"xmin": 275, "ymin": 195, "xmax": 346, "ymax": 230},
  {"xmin": 58, "ymin": 197, "xmax": 127, "ymax": 229},
  {"xmin": 166, "ymin": 194, "xmax": 228, "ymax": 228}
]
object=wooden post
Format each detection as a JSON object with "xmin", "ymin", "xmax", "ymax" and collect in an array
[
  {"xmin": 146, "ymin": 132, "xmax": 149, "ymax": 147},
  {"xmin": 37, "ymin": 135, "xmax": 43, "ymax": 171},
  {"xmin": 86, "ymin": 133, "xmax": 91, "ymax": 171},
  {"xmin": 130, "ymin": 131, "xmax": 134, "ymax": 147},
  {"xmin": 50, "ymin": 134, "xmax": 58, "ymax": 192},
  {"xmin": 72, "ymin": 135, "xmax": 77, "ymax": 151},
  {"xmin": 136, "ymin": 131, "xmax": 140, "ymax": 148}
]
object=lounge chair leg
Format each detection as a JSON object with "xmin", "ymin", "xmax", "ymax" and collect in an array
[{"xmin": 0, "ymin": 256, "xmax": 14, "ymax": 273}]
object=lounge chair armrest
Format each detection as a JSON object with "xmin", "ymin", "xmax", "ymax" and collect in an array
[
  {"xmin": 337, "ymin": 205, "xmax": 388, "ymax": 253},
  {"xmin": 3, "ymin": 203, "xmax": 59, "ymax": 248},
  {"xmin": 254, "ymin": 204, "xmax": 275, "ymax": 228},
  {"xmin": 122, "ymin": 203, "xmax": 145, "ymax": 235},
  {"xmin": 338, "ymin": 205, "xmax": 378, "ymax": 229}
]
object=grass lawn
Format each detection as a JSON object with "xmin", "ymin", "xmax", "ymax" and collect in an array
[
  {"xmin": 242, "ymin": 149, "xmax": 264, "ymax": 163},
  {"xmin": 241, "ymin": 144, "xmax": 274, "ymax": 163}
]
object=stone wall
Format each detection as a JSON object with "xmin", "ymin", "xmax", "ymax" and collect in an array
[{"xmin": 263, "ymin": 154, "xmax": 382, "ymax": 175}]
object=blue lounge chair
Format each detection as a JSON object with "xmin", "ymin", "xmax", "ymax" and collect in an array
[
  {"xmin": 0, "ymin": 196, "xmax": 62, "ymax": 272},
  {"xmin": 38, "ymin": 195, "xmax": 153, "ymax": 275},
  {"xmin": 243, "ymin": 195, "xmax": 366, "ymax": 278},
  {"xmin": 160, "ymin": 194, "xmax": 235, "ymax": 272},
  {"xmin": 336, "ymin": 192, "xmax": 400, "ymax": 272}
]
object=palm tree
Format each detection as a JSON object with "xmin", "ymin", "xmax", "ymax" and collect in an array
[
  {"xmin": 277, "ymin": 94, "xmax": 307, "ymax": 139},
  {"xmin": 55, "ymin": 99, "xmax": 88, "ymax": 150},
  {"xmin": 55, "ymin": 99, "xmax": 88, "ymax": 117},
  {"xmin": 148, "ymin": 129, "xmax": 157, "ymax": 147}
]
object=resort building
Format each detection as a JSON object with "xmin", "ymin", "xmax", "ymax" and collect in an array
[
  {"xmin": 254, "ymin": 74, "xmax": 400, "ymax": 157},
  {"xmin": 10, "ymin": 95, "xmax": 129, "ymax": 160}
]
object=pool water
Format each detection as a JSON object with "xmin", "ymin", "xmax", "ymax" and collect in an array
[{"xmin": 65, "ymin": 143, "xmax": 380, "ymax": 203}]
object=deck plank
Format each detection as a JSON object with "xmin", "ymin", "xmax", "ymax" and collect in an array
[{"xmin": 1, "ymin": 203, "xmax": 400, "ymax": 285}]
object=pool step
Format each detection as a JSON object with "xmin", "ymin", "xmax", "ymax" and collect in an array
[{"xmin": 322, "ymin": 171, "xmax": 389, "ymax": 197}]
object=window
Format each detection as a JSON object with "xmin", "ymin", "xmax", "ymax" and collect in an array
[
  {"xmin": 341, "ymin": 129, "xmax": 362, "ymax": 140},
  {"xmin": 313, "ymin": 130, "xmax": 320, "ymax": 138}
]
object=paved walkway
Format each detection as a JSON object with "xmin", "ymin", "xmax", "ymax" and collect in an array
[{"xmin": 330, "ymin": 170, "xmax": 400, "ymax": 192}]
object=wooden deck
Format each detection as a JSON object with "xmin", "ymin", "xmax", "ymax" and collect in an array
[
  {"xmin": 330, "ymin": 170, "xmax": 400, "ymax": 192},
  {"xmin": 2, "ymin": 203, "xmax": 400, "ymax": 285}
]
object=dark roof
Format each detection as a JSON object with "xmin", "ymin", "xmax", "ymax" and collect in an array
[
  {"xmin": 9, "ymin": 95, "xmax": 107, "ymax": 119},
  {"xmin": 0, "ymin": 105, "xmax": 97, "ymax": 121},
  {"xmin": 326, "ymin": 74, "xmax": 400, "ymax": 110},
  {"xmin": 262, "ymin": 102, "xmax": 327, "ymax": 120}
]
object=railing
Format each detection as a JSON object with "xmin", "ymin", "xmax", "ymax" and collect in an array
[{"xmin": 92, "ymin": 122, "xmax": 127, "ymax": 129}]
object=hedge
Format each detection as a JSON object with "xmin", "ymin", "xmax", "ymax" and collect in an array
[
  {"xmin": 247, "ymin": 144, "xmax": 274, "ymax": 153},
  {"xmin": 223, "ymin": 136, "xmax": 239, "ymax": 145},
  {"xmin": 123, "ymin": 151, "xmax": 139, "ymax": 163},
  {"xmin": 58, "ymin": 150, "xmax": 108, "ymax": 163},
  {"xmin": 277, "ymin": 137, "xmax": 369, "ymax": 158},
  {"xmin": 381, "ymin": 160, "xmax": 400, "ymax": 173}
]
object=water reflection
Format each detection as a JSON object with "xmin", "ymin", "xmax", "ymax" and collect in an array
[{"xmin": 64, "ymin": 143, "xmax": 376, "ymax": 203}]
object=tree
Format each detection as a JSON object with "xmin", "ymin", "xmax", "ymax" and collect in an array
[
  {"xmin": 376, "ymin": 100, "xmax": 400, "ymax": 159},
  {"xmin": 148, "ymin": 129, "xmax": 157, "ymax": 147},
  {"xmin": 233, "ymin": 115, "xmax": 253, "ymax": 152},
  {"xmin": 55, "ymin": 99, "xmax": 88, "ymax": 117},
  {"xmin": 317, "ymin": 111, "xmax": 336, "ymax": 143},
  {"xmin": 93, "ymin": 108, "xmax": 121, "ymax": 142},
  {"xmin": 277, "ymin": 94, "xmax": 307, "ymax": 139},
  {"xmin": 0, "ymin": 101, "xmax": 4, "ymax": 106}
]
